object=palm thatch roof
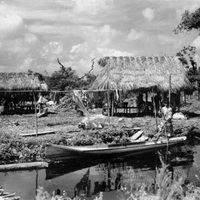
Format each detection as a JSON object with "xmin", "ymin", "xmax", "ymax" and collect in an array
[
  {"xmin": 0, "ymin": 72, "xmax": 48, "ymax": 91},
  {"xmin": 91, "ymin": 56, "xmax": 192, "ymax": 92}
]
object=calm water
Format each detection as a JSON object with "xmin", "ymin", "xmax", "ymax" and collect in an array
[{"xmin": 0, "ymin": 142, "xmax": 200, "ymax": 200}]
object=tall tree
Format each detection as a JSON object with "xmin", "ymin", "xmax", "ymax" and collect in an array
[
  {"xmin": 174, "ymin": 8, "xmax": 200, "ymax": 72},
  {"xmin": 174, "ymin": 8, "xmax": 200, "ymax": 34},
  {"xmin": 46, "ymin": 58, "xmax": 97, "ymax": 91},
  {"xmin": 176, "ymin": 45, "xmax": 197, "ymax": 70},
  {"xmin": 47, "ymin": 59, "xmax": 79, "ymax": 90}
]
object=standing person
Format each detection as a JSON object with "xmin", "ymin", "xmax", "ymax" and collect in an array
[
  {"xmin": 160, "ymin": 102, "xmax": 173, "ymax": 136},
  {"xmin": 155, "ymin": 102, "xmax": 173, "ymax": 140},
  {"xmin": 37, "ymin": 94, "xmax": 48, "ymax": 114}
]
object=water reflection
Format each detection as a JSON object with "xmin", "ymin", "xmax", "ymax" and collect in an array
[{"xmin": 46, "ymin": 144, "xmax": 194, "ymax": 199}]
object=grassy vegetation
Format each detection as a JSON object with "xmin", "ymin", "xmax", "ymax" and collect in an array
[{"xmin": 1, "ymin": 98, "xmax": 200, "ymax": 164}]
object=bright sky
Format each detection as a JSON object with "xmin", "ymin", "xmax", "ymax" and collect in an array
[{"xmin": 1, "ymin": 0, "xmax": 200, "ymax": 75}]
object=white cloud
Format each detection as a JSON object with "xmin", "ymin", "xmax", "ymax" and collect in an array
[
  {"xmin": 97, "ymin": 47, "xmax": 138, "ymax": 57},
  {"xmin": 4, "ymin": 38, "xmax": 28, "ymax": 54},
  {"xmin": 0, "ymin": 4, "xmax": 23, "ymax": 38},
  {"xmin": 41, "ymin": 41, "xmax": 64, "ymax": 61},
  {"xmin": 70, "ymin": 44, "xmax": 81, "ymax": 53},
  {"xmin": 80, "ymin": 25, "xmax": 120, "ymax": 47},
  {"xmin": 0, "ymin": 0, "xmax": 199, "ymax": 76},
  {"xmin": 98, "ymin": 25, "xmax": 120, "ymax": 46},
  {"xmin": 127, "ymin": 29, "xmax": 145, "ymax": 41},
  {"xmin": 70, "ymin": 42, "xmax": 88, "ymax": 54},
  {"xmin": 157, "ymin": 35, "xmax": 176, "ymax": 44},
  {"xmin": 142, "ymin": 8, "xmax": 155, "ymax": 22},
  {"xmin": 73, "ymin": 0, "xmax": 113, "ymax": 14},
  {"xmin": 24, "ymin": 33, "xmax": 37, "ymax": 43},
  {"xmin": 28, "ymin": 24, "xmax": 69, "ymax": 35},
  {"xmin": 192, "ymin": 36, "xmax": 200, "ymax": 49},
  {"xmin": 70, "ymin": 42, "xmax": 89, "ymax": 60},
  {"xmin": 19, "ymin": 55, "xmax": 34, "ymax": 71}
]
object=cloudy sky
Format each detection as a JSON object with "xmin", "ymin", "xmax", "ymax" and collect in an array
[{"xmin": 1, "ymin": 0, "xmax": 200, "ymax": 75}]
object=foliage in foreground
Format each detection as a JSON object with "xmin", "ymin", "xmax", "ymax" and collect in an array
[
  {"xmin": 155, "ymin": 161, "xmax": 200, "ymax": 200},
  {"xmin": 0, "ymin": 127, "xmax": 133, "ymax": 164},
  {"xmin": 36, "ymin": 187, "xmax": 103, "ymax": 200}
]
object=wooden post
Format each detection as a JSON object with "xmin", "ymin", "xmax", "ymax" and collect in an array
[
  {"xmin": 32, "ymin": 91, "xmax": 38, "ymax": 137},
  {"xmin": 107, "ymin": 162, "xmax": 111, "ymax": 191},
  {"xmin": 107, "ymin": 91, "xmax": 110, "ymax": 125},
  {"xmin": 145, "ymin": 91, "xmax": 148, "ymax": 102},
  {"xmin": 183, "ymin": 92, "xmax": 186, "ymax": 104},
  {"xmin": 110, "ymin": 92, "xmax": 114, "ymax": 116},
  {"xmin": 169, "ymin": 74, "xmax": 171, "ymax": 107},
  {"xmin": 36, "ymin": 169, "xmax": 38, "ymax": 196},
  {"xmin": 152, "ymin": 91, "xmax": 158, "ymax": 132},
  {"xmin": 197, "ymin": 80, "xmax": 199, "ymax": 101}
]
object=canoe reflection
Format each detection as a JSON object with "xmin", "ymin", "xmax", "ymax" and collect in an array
[{"xmin": 46, "ymin": 144, "xmax": 194, "ymax": 198}]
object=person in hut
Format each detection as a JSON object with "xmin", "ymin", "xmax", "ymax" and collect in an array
[
  {"xmin": 162, "ymin": 92, "xmax": 180, "ymax": 114},
  {"xmin": 123, "ymin": 94, "xmax": 130, "ymax": 107},
  {"xmin": 152, "ymin": 92, "xmax": 162, "ymax": 115},
  {"xmin": 127, "ymin": 98, "xmax": 135, "ymax": 107},
  {"xmin": 170, "ymin": 92, "xmax": 181, "ymax": 113},
  {"xmin": 136, "ymin": 93, "xmax": 145, "ymax": 114}
]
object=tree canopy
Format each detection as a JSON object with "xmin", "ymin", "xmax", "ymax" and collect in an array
[
  {"xmin": 174, "ymin": 7, "xmax": 200, "ymax": 68},
  {"xmin": 46, "ymin": 66, "xmax": 79, "ymax": 90},
  {"xmin": 174, "ymin": 7, "xmax": 200, "ymax": 85},
  {"xmin": 174, "ymin": 8, "xmax": 200, "ymax": 34},
  {"xmin": 45, "ymin": 60, "xmax": 97, "ymax": 91}
]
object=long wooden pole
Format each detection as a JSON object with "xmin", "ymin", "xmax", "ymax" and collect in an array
[
  {"xmin": 197, "ymin": 80, "xmax": 199, "ymax": 101},
  {"xmin": 33, "ymin": 91, "xmax": 38, "ymax": 137},
  {"xmin": 107, "ymin": 91, "xmax": 110, "ymax": 125},
  {"xmin": 152, "ymin": 90, "xmax": 158, "ymax": 132},
  {"xmin": 111, "ymin": 92, "xmax": 114, "ymax": 117},
  {"xmin": 36, "ymin": 169, "xmax": 38, "ymax": 196},
  {"xmin": 169, "ymin": 74, "xmax": 171, "ymax": 107}
]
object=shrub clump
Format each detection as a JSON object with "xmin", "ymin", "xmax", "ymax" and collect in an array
[
  {"xmin": 0, "ymin": 127, "xmax": 141, "ymax": 164},
  {"xmin": 0, "ymin": 131, "xmax": 47, "ymax": 164}
]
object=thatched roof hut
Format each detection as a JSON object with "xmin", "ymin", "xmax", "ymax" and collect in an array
[
  {"xmin": 91, "ymin": 56, "xmax": 192, "ymax": 92},
  {"xmin": 0, "ymin": 72, "xmax": 48, "ymax": 91}
]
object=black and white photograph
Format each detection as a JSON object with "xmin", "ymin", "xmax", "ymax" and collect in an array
[{"xmin": 0, "ymin": 0, "xmax": 200, "ymax": 199}]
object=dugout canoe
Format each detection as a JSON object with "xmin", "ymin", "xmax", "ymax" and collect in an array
[{"xmin": 45, "ymin": 136, "xmax": 187, "ymax": 161}]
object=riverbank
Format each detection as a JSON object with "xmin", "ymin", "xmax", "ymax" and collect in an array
[
  {"xmin": 0, "ymin": 98, "xmax": 200, "ymax": 165},
  {"xmin": 0, "ymin": 162, "xmax": 48, "ymax": 172}
]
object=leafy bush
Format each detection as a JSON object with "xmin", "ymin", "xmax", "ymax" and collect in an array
[{"xmin": 0, "ymin": 127, "xmax": 133, "ymax": 164}]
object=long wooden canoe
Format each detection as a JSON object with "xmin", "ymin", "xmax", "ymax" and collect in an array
[{"xmin": 45, "ymin": 136, "xmax": 187, "ymax": 161}]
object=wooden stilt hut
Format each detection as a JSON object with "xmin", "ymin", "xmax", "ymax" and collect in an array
[
  {"xmin": 91, "ymin": 56, "xmax": 192, "ymax": 116},
  {"xmin": 0, "ymin": 72, "xmax": 48, "ymax": 114}
]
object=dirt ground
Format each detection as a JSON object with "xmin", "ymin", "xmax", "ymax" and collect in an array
[{"xmin": 0, "ymin": 95, "xmax": 200, "ymax": 140}]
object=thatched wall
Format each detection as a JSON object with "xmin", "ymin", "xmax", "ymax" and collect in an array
[
  {"xmin": 91, "ymin": 56, "xmax": 192, "ymax": 92},
  {"xmin": 0, "ymin": 72, "xmax": 48, "ymax": 91}
]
